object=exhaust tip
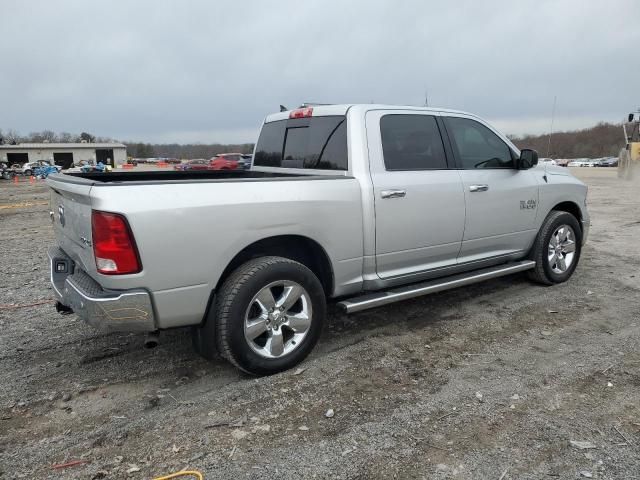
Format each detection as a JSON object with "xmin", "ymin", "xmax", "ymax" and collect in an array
[
  {"xmin": 144, "ymin": 331, "xmax": 160, "ymax": 349},
  {"xmin": 55, "ymin": 301, "xmax": 74, "ymax": 315}
]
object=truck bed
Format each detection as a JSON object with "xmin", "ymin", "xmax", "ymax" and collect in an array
[
  {"xmin": 61, "ymin": 169, "xmax": 319, "ymax": 184},
  {"xmin": 47, "ymin": 166, "xmax": 363, "ymax": 329}
]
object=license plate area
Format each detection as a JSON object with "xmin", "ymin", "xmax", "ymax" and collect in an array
[
  {"xmin": 54, "ymin": 259, "xmax": 71, "ymax": 274},
  {"xmin": 49, "ymin": 247, "xmax": 76, "ymax": 297}
]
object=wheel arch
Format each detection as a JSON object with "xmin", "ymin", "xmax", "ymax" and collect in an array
[
  {"xmin": 215, "ymin": 235, "xmax": 335, "ymax": 298},
  {"xmin": 550, "ymin": 201, "xmax": 583, "ymax": 231}
]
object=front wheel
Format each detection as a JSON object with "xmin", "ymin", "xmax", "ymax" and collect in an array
[
  {"xmin": 202, "ymin": 256, "xmax": 326, "ymax": 375},
  {"xmin": 528, "ymin": 211, "xmax": 582, "ymax": 285}
]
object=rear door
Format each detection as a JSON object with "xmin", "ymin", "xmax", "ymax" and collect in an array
[
  {"xmin": 366, "ymin": 110, "xmax": 466, "ymax": 279},
  {"xmin": 442, "ymin": 116, "xmax": 539, "ymax": 263}
]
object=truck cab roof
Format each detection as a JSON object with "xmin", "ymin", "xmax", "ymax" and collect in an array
[{"xmin": 265, "ymin": 104, "xmax": 475, "ymax": 123}]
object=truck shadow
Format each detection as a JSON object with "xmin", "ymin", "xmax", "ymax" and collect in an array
[
  {"xmin": 319, "ymin": 273, "xmax": 531, "ymax": 351},
  {"xmin": 67, "ymin": 272, "xmax": 541, "ymax": 387}
]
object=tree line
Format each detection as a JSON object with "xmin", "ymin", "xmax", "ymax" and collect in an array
[
  {"xmin": 0, "ymin": 129, "xmax": 113, "ymax": 145},
  {"xmin": 2, "ymin": 122, "xmax": 627, "ymax": 160},
  {"xmin": 125, "ymin": 142, "xmax": 254, "ymax": 159},
  {"xmin": 510, "ymin": 122, "xmax": 625, "ymax": 159}
]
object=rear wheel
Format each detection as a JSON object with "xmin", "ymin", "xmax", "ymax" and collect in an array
[
  {"xmin": 24, "ymin": 169, "xmax": 32, "ymax": 176},
  {"xmin": 528, "ymin": 211, "xmax": 582, "ymax": 285},
  {"xmin": 195, "ymin": 256, "xmax": 326, "ymax": 375}
]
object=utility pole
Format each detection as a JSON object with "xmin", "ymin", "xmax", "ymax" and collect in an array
[{"xmin": 547, "ymin": 95, "xmax": 557, "ymax": 158}]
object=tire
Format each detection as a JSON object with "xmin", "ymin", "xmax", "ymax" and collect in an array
[
  {"xmin": 197, "ymin": 256, "xmax": 326, "ymax": 375},
  {"xmin": 24, "ymin": 169, "xmax": 32, "ymax": 176},
  {"xmin": 528, "ymin": 210, "xmax": 582, "ymax": 285}
]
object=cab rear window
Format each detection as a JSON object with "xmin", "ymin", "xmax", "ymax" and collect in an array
[{"xmin": 254, "ymin": 116, "xmax": 347, "ymax": 170}]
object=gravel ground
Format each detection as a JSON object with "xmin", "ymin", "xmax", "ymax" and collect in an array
[{"xmin": 1, "ymin": 169, "xmax": 639, "ymax": 479}]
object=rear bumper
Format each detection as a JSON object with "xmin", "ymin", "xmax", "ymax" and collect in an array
[{"xmin": 48, "ymin": 246, "xmax": 156, "ymax": 332}]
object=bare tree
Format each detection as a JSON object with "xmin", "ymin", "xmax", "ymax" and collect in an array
[
  {"xmin": 4, "ymin": 129, "xmax": 21, "ymax": 145},
  {"xmin": 41, "ymin": 130, "xmax": 57, "ymax": 142},
  {"xmin": 511, "ymin": 122, "xmax": 623, "ymax": 158},
  {"xmin": 58, "ymin": 132, "xmax": 75, "ymax": 142}
]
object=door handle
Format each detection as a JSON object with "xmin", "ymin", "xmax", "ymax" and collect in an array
[
  {"xmin": 469, "ymin": 184, "xmax": 489, "ymax": 192},
  {"xmin": 381, "ymin": 189, "xmax": 406, "ymax": 199}
]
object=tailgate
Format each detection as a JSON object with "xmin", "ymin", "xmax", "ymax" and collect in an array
[{"xmin": 47, "ymin": 175, "xmax": 96, "ymax": 275}]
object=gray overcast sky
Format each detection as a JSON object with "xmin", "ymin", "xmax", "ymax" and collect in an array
[{"xmin": 1, "ymin": 0, "xmax": 638, "ymax": 143}]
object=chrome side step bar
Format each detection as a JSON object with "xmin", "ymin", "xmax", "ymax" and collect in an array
[{"xmin": 337, "ymin": 260, "xmax": 536, "ymax": 314}]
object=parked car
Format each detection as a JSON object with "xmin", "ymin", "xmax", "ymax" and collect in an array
[
  {"xmin": 1, "ymin": 162, "xmax": 14, "ymax": 180},
  {"xmin": 567, "ymin": 159, "xmax": 592, "ymax": 167},
  {"xmin": 23, "ymin": 161, "xmax": 62, "ymax": 176},
  {"xmin": 595, "ymin": 157, "xmax": 618, "ymax": 167},
  {"xmin": 47, "ymin": 104, "xmax": 589, "ymax": 375},
  {"xmin": 209, "ymin": 153, "xmax": 245, "ymax": 170},
  {"xmin": 174, "ymin": 159, "xmax": 210, "ymax": 171},
  {"xmin": 34, "ymin": 164, "xmax": 62, "ymax": 178},
  {"xmin": 240, "ymin": 154, "xmax": 252, "ymax": 169},
  {"xmin": 540, "ymin": 158, "xmax": 557, "ymax": 166},
  {"xmin": 74, "ymin": 160, "xmax": 94, "ymax": 168}
]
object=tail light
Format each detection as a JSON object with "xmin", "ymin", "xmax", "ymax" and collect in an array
[
  {"xmin": 91, "ymin": 210, "xmax": 141, "ymax": 274},
  {"xmin": 289, "ymin": 107, "xmax": 313, "ymax": 119}
]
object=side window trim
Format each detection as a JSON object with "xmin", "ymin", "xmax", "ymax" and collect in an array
[
  {"xmin": 435, "ymin": 116, "xmax": 458, "ymax": 170},
  {"xmin": 442, "ymin": 115, "xmax": 515, "ymax": 170},
  {"xmin": 380, "ymin": 113, "xmax": 453, "ymax": 172}
]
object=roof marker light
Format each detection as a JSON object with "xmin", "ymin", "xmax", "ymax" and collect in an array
[{"xmin": 289, "ymin": 107, "xmax": 313, "ymax": 119}]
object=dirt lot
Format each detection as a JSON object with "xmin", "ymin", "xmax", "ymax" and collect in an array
[{"xmin": 1, "ymin": 169, "xmax": 639, "ymax": 479}]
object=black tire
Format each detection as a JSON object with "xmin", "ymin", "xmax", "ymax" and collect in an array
[
  {"xmin": 197, "ymin": 256, "xmax": 326, "ymax": 375},
  {"xmin": 528, "ymin": 210, "xmax": 582, "ymax": 285},
  {"xmin": 24, "ymin": 169, "xmax": 32, "ymax": 176}
]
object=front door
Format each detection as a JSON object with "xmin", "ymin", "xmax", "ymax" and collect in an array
[
  {"xmin": 366, "ymin": 111, "xmax": 466, "ymax": 279},
  {"xmin": 442, "ymin": 116, "xmax": 539, "ymax": 263}
]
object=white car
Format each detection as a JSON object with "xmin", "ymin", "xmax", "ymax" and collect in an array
[
  {"xmin": 567, "ymin": 159, "xmax": 592, "ymax": 167},
  {"xmin": 540, "ymin": 158, "xmax": 557, "ymax": 166},
  {"xmin": 22, "ymin": 161, "xmax": 62, "ymax": 176}
]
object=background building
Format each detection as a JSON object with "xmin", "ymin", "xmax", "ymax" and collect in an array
[{"xmin": 0, "ymin": 142, "xmax": 126, "ymax": 168}]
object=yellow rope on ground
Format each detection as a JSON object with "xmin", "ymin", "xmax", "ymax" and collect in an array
[
  {"xmin": 0, "ymin": 201, "xmax": 49, "ymax": 209},
  {"xmin": 152, "ymin": 470, "xmax": 204, "ymax": 480}
]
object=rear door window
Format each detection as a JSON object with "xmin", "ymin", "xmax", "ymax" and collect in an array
[
  {"xmin": 380, "ymin": 114, "xmax": 448, "ymax": 170},
  {"xmin": 254, "ymin": 116, "xmax": 348, "ymax": 170}
]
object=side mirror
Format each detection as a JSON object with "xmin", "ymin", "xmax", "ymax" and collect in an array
[
  {"xmin": 517, "ymin": 149, "xmax": 538, "ymax": 169},
  {"xmin": 629, "ymin": 113, "xmax": 635, "ymax": 123}
]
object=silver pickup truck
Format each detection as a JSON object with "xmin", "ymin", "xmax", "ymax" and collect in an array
[{"xmin": 47, "ymin": 104, "xmax": 589, "ymax": 375}]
